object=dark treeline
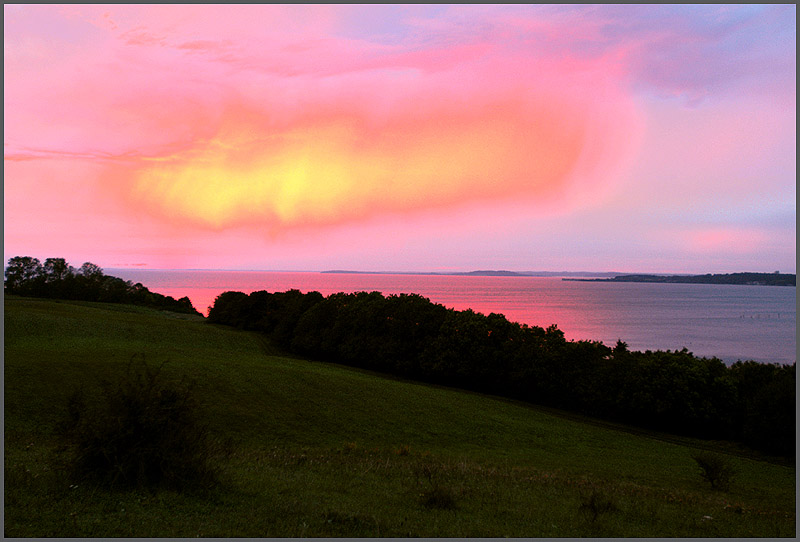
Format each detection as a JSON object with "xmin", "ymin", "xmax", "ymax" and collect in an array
[
  {"xmin": 4, "ymin": 256, "xmax": 201, "ymax": 316},
  {"xmin": 208, "ymin": 289, "xmax": 795, "ymax": 457}
]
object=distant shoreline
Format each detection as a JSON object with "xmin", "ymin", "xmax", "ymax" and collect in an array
[
  {"xmin": 101, "ymin": 267, "xmax": 798, "ymax": 282},
  {"xmin": 563, "ymin": 272, "xmax": 796, "ymax": 287},
  {"xmin": 320, "ymin": 270, "xmax": 621, "ymax": 278}
]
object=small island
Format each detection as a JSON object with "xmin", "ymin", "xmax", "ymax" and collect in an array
[{"xmin": 564, "ymin": 272, "xmax": 795, "ymax": 287}]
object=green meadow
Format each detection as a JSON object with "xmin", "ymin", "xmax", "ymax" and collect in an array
[{"xmin": 4, "ymin": 296, "xmax": 795, "ymax": 537}]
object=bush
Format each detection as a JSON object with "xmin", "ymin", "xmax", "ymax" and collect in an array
[
  {"xmin": 692, "ymin": 451, "xmax": 736, "ymax": 491},
  {"xmin": 60, "ymin": 355, "xmax": 218, "ymax": 491}
]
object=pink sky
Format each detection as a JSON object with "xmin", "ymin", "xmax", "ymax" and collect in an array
[{"xmin": 4, "ymin": 4, "xmax": 796, "ymax": 273}]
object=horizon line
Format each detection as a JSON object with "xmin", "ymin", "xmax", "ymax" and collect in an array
[{"xmin": 102, "ymin": 267, "xmax": 797, "ymax": 277}]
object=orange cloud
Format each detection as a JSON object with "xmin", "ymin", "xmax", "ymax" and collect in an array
[
  {"xmin": 125, "ymin": 82, "xmax": 625, "ymax": 232},
  {"xmin": 7, "ymin": 4, "xmax": 643, "ymax": 244}
]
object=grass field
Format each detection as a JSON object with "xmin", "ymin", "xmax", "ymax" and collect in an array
[{"xmin": 4, "ymin": 296, "xmax": 796, "ymax": 537}]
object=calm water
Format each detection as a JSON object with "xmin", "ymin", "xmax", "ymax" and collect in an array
[{"xmin": 108, "ymin": 269, "xmax": 796, "ymax": 365}]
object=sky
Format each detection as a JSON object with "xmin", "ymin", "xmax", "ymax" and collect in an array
[{"xmin": 4, "ymin": 4, "xmax": 796, "ymax": 273}]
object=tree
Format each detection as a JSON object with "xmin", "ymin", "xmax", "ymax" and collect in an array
[
  {"xmin": 78, "ymin": 262, "xmax": 104, "ymax": 280},
  {"xmin": 4, "ymin": 256, "xmax": 43, "ymax": 292},
  {"xmin": 43, "ymin": 257, "xmax": 73, "ymax": 282}
]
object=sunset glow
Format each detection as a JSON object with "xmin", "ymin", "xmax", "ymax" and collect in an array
[
  {"xmin": 129, "ymin": 98, "xmax": 597, "ymax": 230},
  {"xmin": 4, "ymin": 4, "xmax": 796, "ymax": 272}
]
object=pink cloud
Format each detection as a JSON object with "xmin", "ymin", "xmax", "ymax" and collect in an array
[
  {"xmin": 4, "ymin": 5, "xmax": 794, "ymax": 272},
  {"xmin": 5, "ymin": 4, "xmax": 641, "ymax": 237}
]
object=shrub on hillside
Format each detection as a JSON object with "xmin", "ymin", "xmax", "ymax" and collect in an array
[
  {"xmin": 60, "ymin": 355, "xmax": 218, "ymax": 491},
  {"xmin": 691, "ymin": 451, "xmax": 736, "ymax": 491},
  {"xmin": 414, "ymin": 461, "xmax": 459, "ymax": 510},
  {"xmin": 579, "ymin": 485, "xmax": 619, "ymax": 522}
]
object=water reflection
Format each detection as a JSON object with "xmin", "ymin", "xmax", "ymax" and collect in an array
[{"xmin": 108, "ymin": 270, "xmax": 796, "ymax": 365}]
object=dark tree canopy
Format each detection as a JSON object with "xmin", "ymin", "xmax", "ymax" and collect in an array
[
  {"xmin": 4, "ymin": 256, "xmax": 201, "ymax": 316},
  {"xmin": 44, "ymin": 257, "xmax": 73, "ymax": 282},
  {"xmin": 79, "ymin": 261, "xmax": 104, "ymax": 280},
  {"xmin": 5, "ymin": 256, "xmax": 43, "ymax": 291}
]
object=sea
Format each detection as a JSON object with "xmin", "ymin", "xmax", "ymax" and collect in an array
[{"xmin": 107, "ymin": 269, "xmax": 796, "ymax": 366}]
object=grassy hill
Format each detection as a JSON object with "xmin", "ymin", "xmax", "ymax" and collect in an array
[{"xmin": 4, "ymin": 296, "xmax": 795, "ymax": 537}]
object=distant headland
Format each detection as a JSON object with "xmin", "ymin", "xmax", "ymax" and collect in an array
[{"xmin": 563, "ymin": 272, "xmax": 795, "ymax": 287}]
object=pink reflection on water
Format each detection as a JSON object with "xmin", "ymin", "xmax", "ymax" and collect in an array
[
  {"xmin": 106, "ymin": 269, "xmax": 796, "ymax": 364},
  {"xmin": 109, "ymin": 270, "xmax": 581, "ymax": 331}
]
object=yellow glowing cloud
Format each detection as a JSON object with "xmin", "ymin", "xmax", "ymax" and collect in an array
[{"xmin": 129, "ymin": 100, "xmax": 586, "ymax": 231}]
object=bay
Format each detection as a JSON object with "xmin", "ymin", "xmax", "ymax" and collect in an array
[{"xmin": 108, "ymin": 269, "xmax": 796, "ymax": 365}]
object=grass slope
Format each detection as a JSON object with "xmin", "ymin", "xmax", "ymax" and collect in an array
[{"xmin": 4, "ymin": 296, "xmax": 795, "ymax": 537}]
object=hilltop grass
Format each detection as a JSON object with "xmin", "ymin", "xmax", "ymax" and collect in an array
[{"xmin": 4, "ymin": 296, "xmax": 796, "ymax": 537}]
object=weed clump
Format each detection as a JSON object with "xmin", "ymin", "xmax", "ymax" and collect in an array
[
  {"xmin": 692, "ymin": 451, "xmax": 736, "ymax": 491},
  {"xmin": 420, "ymin": 485, "xmax": 458, "ymax": 510},
  {"xmin": 415, "ymin": 462, "xmax": 458, "ymax": 510},
  {"xmin": 60, "ymin": 355, "xmax": 218, "ymax": 491},
  {"xmin": 579, "ymin": 485, "xmax": 619, "ymax": 522}
]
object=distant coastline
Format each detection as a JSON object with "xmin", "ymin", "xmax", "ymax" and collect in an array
[
  {"xmin": 563, "ymin": 272, "xmax": 796, "ymax": 287},
  {"xmin": 321, "ymin": 270, "xmax": 621, "ymax": 278},
  {"xmin": 319, "ymin": 270, "xmax": 797, "ymax": 286}
]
